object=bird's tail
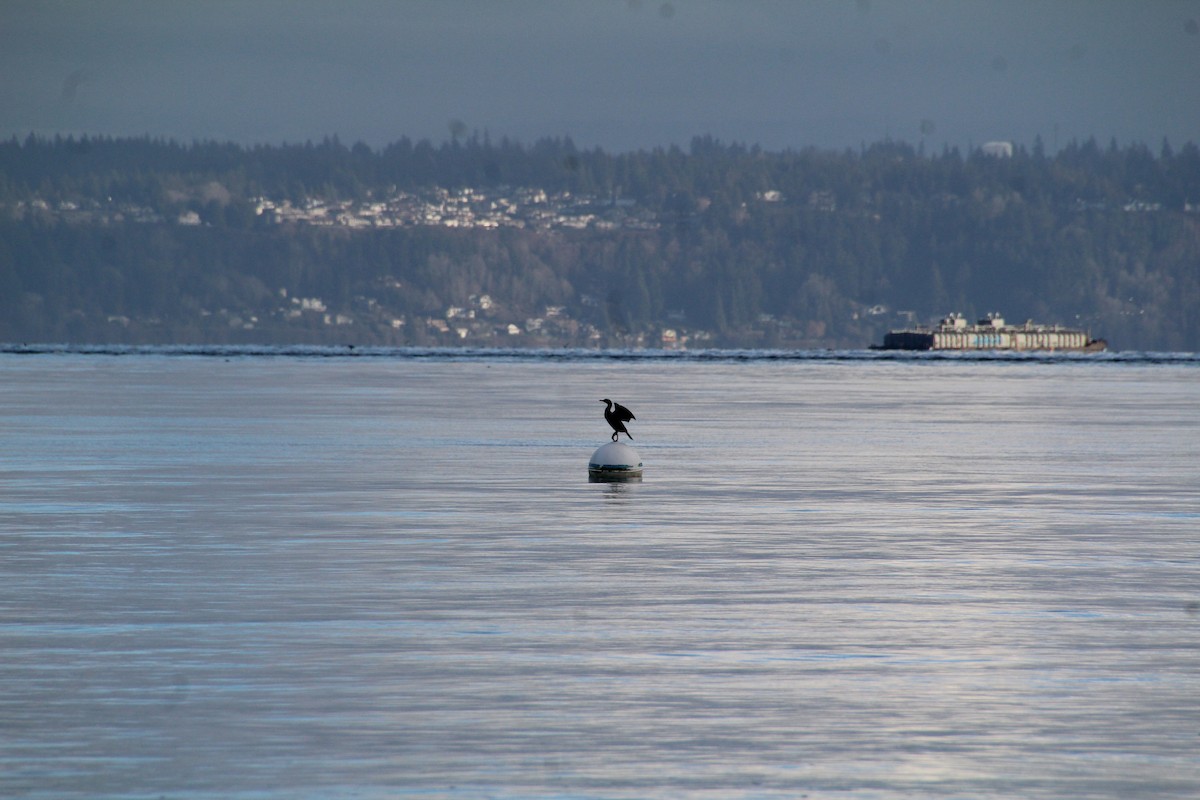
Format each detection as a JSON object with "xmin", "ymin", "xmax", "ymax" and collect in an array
[{"xmin": 626, "ymin": 432, "xmax": 633, "ymax": 440}]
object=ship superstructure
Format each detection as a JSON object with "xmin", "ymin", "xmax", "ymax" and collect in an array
[{"xmin": 877, "ymin": 313, "xmax": 1106, "ymax": 352}]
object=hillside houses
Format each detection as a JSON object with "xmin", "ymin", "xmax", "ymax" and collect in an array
[
  {"xmin": 2, "ymin": 185, "xmax": 660, "ymax": 232},
  {"xmin": 251, "ymin": 187, "xmax": 660, "ymax": 232},
  {"xmin": 257, "ymin": 285, "xmax": 663, "ymax": 348}
]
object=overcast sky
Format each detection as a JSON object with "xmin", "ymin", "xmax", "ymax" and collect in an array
[{"xmin": 3, "ymin": 0, "xmax": 1198, "ymax": 153}]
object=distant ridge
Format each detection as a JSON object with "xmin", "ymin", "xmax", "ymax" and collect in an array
[{"xmin": 3, "ymin": 135, "xmax": 1198, "ymax": 351}]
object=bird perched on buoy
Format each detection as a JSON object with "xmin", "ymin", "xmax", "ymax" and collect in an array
[{"xmin": 600, "ymin": 399, "xmax": 635, "ymax": 441}]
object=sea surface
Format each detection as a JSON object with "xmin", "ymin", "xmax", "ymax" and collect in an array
[{"xmin": 2, "ymin": 349, "xmax": 1198, "ymax": 799}]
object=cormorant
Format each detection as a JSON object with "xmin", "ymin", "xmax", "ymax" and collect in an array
[{"xmin": 600, "ymin": 399, "xmax": 635, "ymax": 441}]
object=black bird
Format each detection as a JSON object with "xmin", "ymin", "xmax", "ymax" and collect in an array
[{"xmin": 600, "ymin": 399, "xmax": 635, "ymax": 441}]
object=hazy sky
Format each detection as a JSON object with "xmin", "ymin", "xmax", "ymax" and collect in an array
[{"xmin": 3, "ymin": 0, "xmax": 1198, "ymax": 153}]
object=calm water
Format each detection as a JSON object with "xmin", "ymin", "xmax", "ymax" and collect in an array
[{"xmin": 2, "ymin": 352, "xmax": 1198, "ymax": 799}]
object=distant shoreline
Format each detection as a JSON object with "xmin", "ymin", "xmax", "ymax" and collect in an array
[{"xmin": 3, "ymin": 343, "xmax": 1197, "ymax": 363}]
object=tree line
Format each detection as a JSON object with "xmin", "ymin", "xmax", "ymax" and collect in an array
[{"xmin": 2, "ymin": 133, "xmax": 1198, "ymax": 350}]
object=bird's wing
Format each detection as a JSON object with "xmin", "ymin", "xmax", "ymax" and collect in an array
[{"xmin": 614, "ymin": 403, "xmax": 635, "ymax": 422}]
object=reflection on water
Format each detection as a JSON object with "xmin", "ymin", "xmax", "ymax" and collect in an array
[{"xmin": 1, "ymin": 354, "xmax": 1198, "ymax": 799}]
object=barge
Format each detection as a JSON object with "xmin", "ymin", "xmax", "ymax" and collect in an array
[{"xmin": 876, "ymin": 312, "xmax": 1106, "ymax": 352}]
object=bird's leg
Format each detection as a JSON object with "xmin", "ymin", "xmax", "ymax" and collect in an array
[{"xmin": 611, "ymin": 431, "xmax": 618, "ymax": 442}]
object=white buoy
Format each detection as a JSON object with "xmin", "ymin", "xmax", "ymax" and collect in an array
[{"xmin": 588, "ymin": 441, "xmax": 643, "ymax": 482}]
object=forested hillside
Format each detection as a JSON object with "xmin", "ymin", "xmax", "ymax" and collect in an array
[{"xmin": 3, "ymin": 133, "xmax": 1198, "ymax": 350}]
